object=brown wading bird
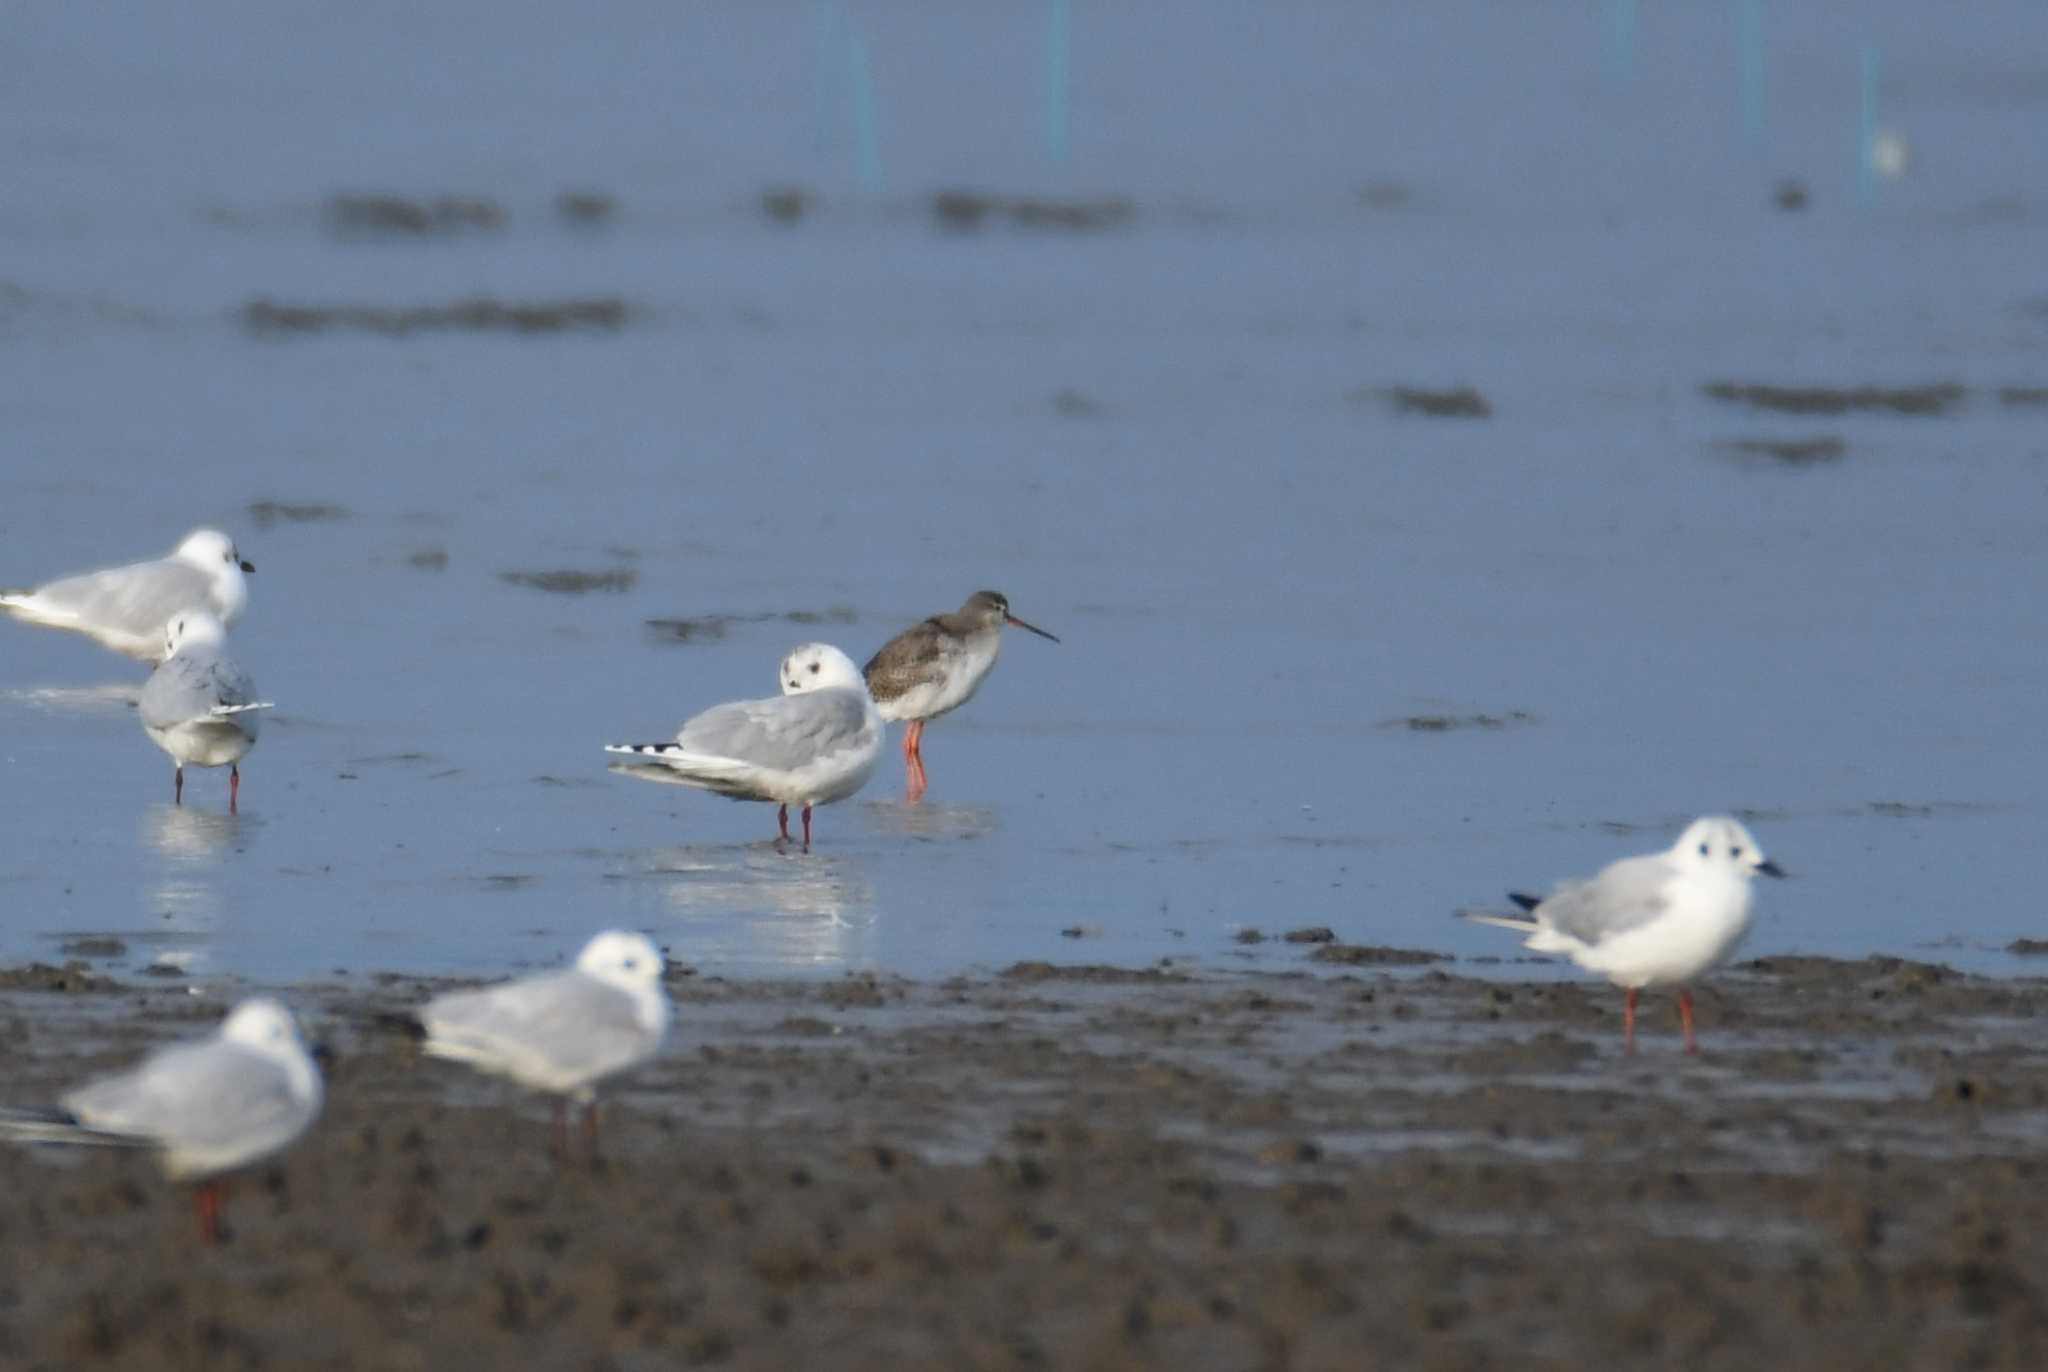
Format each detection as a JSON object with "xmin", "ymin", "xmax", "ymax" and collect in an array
[
  {"xmin": 862, "ymin": 591, "xmax": 1059, "ymax": 800},
  {"xmin": 0, "ymin": 999, "xmax": 323, "ymax": 1243}
]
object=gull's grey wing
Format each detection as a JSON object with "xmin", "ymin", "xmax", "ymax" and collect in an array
[
  {"xmin": 421, "ymin": 970, "xmax": 654, "ymax": 1090},
  {"xmin": 27, "ymin": 558, "xmax": 213, "ymax": 641},
  {"xmin": 61, "ymin": 1041, "xmax": 308, "ymax": 1168},
  {"xmin": 1538, "ymin": 854, "xmax": 1676, "ymax": 945},
  {"xmin": 674, "ymin": 688, "xmax": 870, "ymax": 773},
  {"xmin": 140, "ymin": 650, "xmax": 261, "ymax": 732}
]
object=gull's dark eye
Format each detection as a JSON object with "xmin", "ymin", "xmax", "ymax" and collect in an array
[
  {"xmin": 1731, "ymin": 846, "xmax": 1744, "ymax": 859},
  {"xmin": 808, "ymin": 662, "xmax": 820, "ymax": 674},
  {"xmin": 1698, "ymin": 842, "xmax": 1710, "ymax": 856},
  {"xmin": 622, "ymin": 958, "xmax": 638, "ymax": 971}
]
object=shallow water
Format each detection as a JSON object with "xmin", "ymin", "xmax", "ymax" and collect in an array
[{"xmin": 2, "ymin": 1, "xmax": 2045, "ymax": 981}]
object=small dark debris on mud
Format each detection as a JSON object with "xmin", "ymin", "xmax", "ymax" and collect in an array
[
  {"xmin": 246, "ymin": 500, "xmax": 350, "ymax": 529},
  {"xmin": 242, "ymin": 296, "xmax": 628, "ymax": 337},
  {"xmin": 405, "ymin": 547, "xmax": 449, "ymax": 572},
  {"xmin": 1377, "ymin": 384, "xmax": 1493, "ymax": 419},
  {"xmin": 931, "ymin": 190, "xmax": 1134, "ymax": 233},
  {"xmin": 326, "ymin": 194, "xmax": 505, "ymax": 237},
  {"xmin": 644, "ymin": 606, "xmax": 857, "ymax": 645},
  {"xmin": 2008, "ymin": 939, "xmax": 2048, "ymax": 956},
  {"xmin": 1309, "ymin": 944, "xmax": 1451, "ymax": 966},
  {"xmin": 1381, "ymin": 711, "xmax": 1533, "ymax": 733},
  {"xmin": 1234, "ymin": 928, "xmax": 1267, "ymax": 945},
  {"xmin": 1717, "ymin": 435, "xmax": 1848, "ymax": 466},
  {"xmin": 1358, "ymin": 181, "xmax": 1414, "ymax": 210},
  {"xmin": 1997, "ymin": 386, "xmax": 2048, "ymax": 407},
  {"xmin": 760, "ymin": 186, "xmax": 814, "ymax": 224},
  {"xmin": 1773, "ymin": 179, "xmax": 1810, "ymax": 211},
  {"xmin": 1283, "ymin": 927, "xmax": 1337, "ymax": 945},
  {"xmin": 1868, "ymin": 801, "xmax": 1935, "ymax": 818},
  {"xmin": 554, "ymin": 191, "xmax": 616, "ymax": 227},
  {"xmin": 499, "ymin": 568, "xmax": 638, "ymax": 595},
  {"xmin": 1701, "ymin": 380, "xmax": 1967, "ymax": 416}
]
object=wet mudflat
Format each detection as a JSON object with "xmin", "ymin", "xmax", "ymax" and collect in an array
[{"xmin": 3, "ymin": 954, "xmax": 2045, "ymax": 1370}]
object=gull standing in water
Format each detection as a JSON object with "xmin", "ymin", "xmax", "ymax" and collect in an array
[
  {"xmin": 1, "ymin": 528, "xmax": 254, "ymax": 662},
  {"xmin": 412, "ymin": 930, "xmax": 670, "ymax": 1154},
  {"xmin": 1462, "ymin": 816, "xmax": 1786, "ymax": 1054},
  {"xmin": 0, "ymin": 999, "xmax": 323, "ymax": 1243},
  {"xmin": 138, "ymin": 610, "xmax": 272, "ymax": 812},
  {"xmin": 862, "ymin": 591, "xmax": 1058, "ymax": 800},
  {"xmin": 607, "ymin": 643, "xmax": 882, "ymax": 850}
]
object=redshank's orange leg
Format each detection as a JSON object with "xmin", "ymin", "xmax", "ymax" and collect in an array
[
  {"xmin": 194, "ymin": 1180, "xmax": 224, "ymax": 1244},
  {"xmin": 903, "ymin": 721, "xmax": 929, "ymax": 801},
  {"xmin": 1623, "ymin": 987, "xmax": 1638, "ymax": 1055},
  {"xmin": 1679, "ymin": 988, "xmax": 1697, "ymax": 1055}
]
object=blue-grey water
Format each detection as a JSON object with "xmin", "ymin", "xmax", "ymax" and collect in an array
[{"xmin": 2, "ymin": 2, "xmax": 2044, "ymax": 982}]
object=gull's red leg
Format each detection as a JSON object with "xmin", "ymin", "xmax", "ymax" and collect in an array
[
  {"xmin": 229, "ymin": 765, "xmax": 240, "ymax": 815},
  {"xmin": 1679, "ymin": 988, "xmax": 1697, "ymax": 1055},
  {"xmin": 801, "ymin": 804, "xmax": 813, "ymax": 852},
  {"xmin": 194, "ymin": 1181, "xmax": 223, "ymax": 1244},
  {"xmin": 1623, "ymin": 987, "xmax": 1638, "ymax": 1055},
  {"xmin": 777, "ymin": 804, "xmax": 791, "ymax": 843}
]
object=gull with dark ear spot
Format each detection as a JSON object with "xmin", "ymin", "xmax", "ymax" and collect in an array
[
  {"xmin": 411, "ymin": 930, "xmax": 671, "ymax": 1157},
  {"xmin": 1461, "ymin": 816, "xmax": 1786, "ymax": 1054},
  {"xmin": 862, "ymin": 590, "xmax": 1058, "ymax": 800},
  {"xmin": 0, "ymin": 528, "xmax": 255, "ymax": 662},
  {"xmin": 605, "ymin": 643, "xmax": 882, "ymax": 850},
  {"xmin": 0, "ymin": 998, "xmax": 322, "ymax": 1244},
  {"xmin": 139, "ymin": 610, "xmax": 272, "ymax": 813}
]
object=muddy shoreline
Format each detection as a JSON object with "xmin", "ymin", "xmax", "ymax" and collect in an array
[{"xmin": 3, "ymin": 955, "xmax": 2046, "ymax": 1369}]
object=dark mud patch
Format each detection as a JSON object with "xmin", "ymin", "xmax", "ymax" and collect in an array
[
  {"xmin": 1308, "ymin": 943, "xmax": 1451, "ymax": 966},
  {"xmin": 1365, "ymin": 384, "xmax": 1493, "ymax": 419},
  {"xmin": 56, "ymin": 937, "xmax": 127, "ymax": 960},
  {"xmin": 405, "ymin": 547, "xmax": 449, "ymax": 572},
  {"xmin": 643, "ymin": 606, "xmax": 857, "ymax": 644},
  {"xmin": 9, "ymin": 964, "xmax": 2048, "ymax": 1367},
  {"xmin": 1997, "ymin": 386, "xmax": 2048, "ymax": 408},
  {"xmin": 1702, "ymin": 380, "xmax": 1967, "ymax": 416},
  {"xmin": 1717, "ymin": 435, "xmax": 1848, "ymax": 466},
  {"xmin": 1773, "ymin": 178, "xmax": 1810, "ymax": 211},
  {"xmin": 1048, "ymin": 386, "xmax": 1110, "ymax": 418},
  {"xmin": 1000, "ymin": 961, "xmax": 1190, "ymax": 985},
  {"xmin": 554, "ymin": 191, "xmax": 616, "ymax": 228},
  {"xmin": 246, "ymin": 500, "xmax": 350, "ymax": 529},
  {"xmin": 2007, "ymin": 939, "xmax": 2048, "ymax": 956},
  {"xmin": 931, "ymin": 189, "xmax": 1135, "ymax": 233},
  {"xmin": 326, "ymin": 193, "xmax": 504, "ymax": 237},
  {"xmin": 760, "ymin": 185, "xmax": 814, "ymax": 225},
  {"xmin": 242, "ymin": 296, "xmax": 628, "ymax": 337},
  {"xmin": 1282, "ymin": 927, "xmax": 1337, "ymax": 944},
  {"xmin": 0, "ymin": 961, "xmax": 119, "ymax": 992},
  {"xmin": 499, "ymin": 567, "xmax": 637, "ymax": 595},
  {"xmin": 1379, "ymin": 710, "xmax": 1534, "ymax": 732}
]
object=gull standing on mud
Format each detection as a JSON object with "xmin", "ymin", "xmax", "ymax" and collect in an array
[
  {"xmin": 0, "ymin": 528, "xmax": 254, "ymax": 663},
  {"xmin": 862, "ymin": 591, "xmax": 1058, "ymax": 800},
  {"xmin": 1462, "ymin": 816, "xmax": 1786, "ymax": 1054},
  {"xmin": 138, "ymin": 610, "xmax": 272, "ymax": 812},
  {"xmin": 606, "ymin": 643, "xmax": 882, "ymax": 850},
  {"xmin": 411, "ymin": 930, "xmax": 670, "ymax": 1153},
  {"xmin": 0, "ymin": 999, "xmax": 323, "ymax": 1243}
]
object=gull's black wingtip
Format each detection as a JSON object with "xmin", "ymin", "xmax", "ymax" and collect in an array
[{"xmin": 1507, "ymin": 891, "xmax": 1542, "ymax": 912}]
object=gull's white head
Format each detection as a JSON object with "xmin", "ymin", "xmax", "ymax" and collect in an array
[
  {"xmin": 219, "ymin": 998, "xmax": 308, "ymax": 1058},
  {"xmin": 175, "ymin": 529, "xmax": 255, "ymax": 577},
  {"xmin": 1670, "ymin": 816, "xmax": 1786, "ymax": 881},
  {"xmin": 163, "ymin": 608, "xmax": 230, "ymax": 658},
  {"xmin": 779, "ymin": 643, "xmax": 866, "ymax": 695},
  {"xmin": 574, "ymin": 930, "xmax": 665, "ymax": 989}
]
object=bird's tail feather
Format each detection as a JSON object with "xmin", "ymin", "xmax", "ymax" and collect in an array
[
  {"xmin": 209, "ymin": 702, "xmax": 274, "ymax": 716},
  {"xmin": 0, "ymin": 1107, "xmax": 150, "ymax": 1150}
]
